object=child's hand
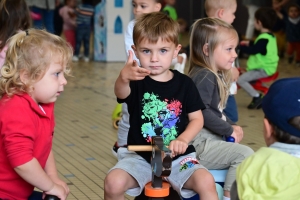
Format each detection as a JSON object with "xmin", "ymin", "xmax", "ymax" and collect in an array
[
  {"xmin": 49, "ymin": 176, "xmax": 70, "ymax": 195},
  {"xmin": 240, "ymin": 40, "xmax": 249, "ymax": 46},
  {"xmin": 44, "ymin": 183, "xmax": 68, "ymax": 200},
  {"xmin": 68, "ymin": 11, "xmax": 76, "ymax": 19},
  {"xmin": 231, "ymin": 125, "xmax": 244, "ymax": 143},
  {"xmin": 120, "ymin": 50, "xmax": 150, "ymax": 82},
  {"xmin": 168, "ymin": 139, "xmax": 188, "ymax": 157},
  {"xmin": 272, "ymin": 1, "xmax": 282, "ymax": 11},
  {"xmin": 231, "ymin": 67, "xmax": 240, "ymax": 82}
]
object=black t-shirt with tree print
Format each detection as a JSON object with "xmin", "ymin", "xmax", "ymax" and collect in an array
[{"xmin": 118, "ymin": 70, "xmax": 205, "ymax": 163}]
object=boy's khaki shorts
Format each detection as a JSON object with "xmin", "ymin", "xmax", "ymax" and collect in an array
[{"xmin": 109, "ymin": 147, "xmax": 206, "ymax": 198}]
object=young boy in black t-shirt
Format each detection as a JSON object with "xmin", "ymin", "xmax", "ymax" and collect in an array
[{"xmin": 104, "ymin": 12, "xmax": 218, "ymax": 200}]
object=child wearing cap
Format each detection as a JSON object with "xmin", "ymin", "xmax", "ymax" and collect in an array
[{"xmin": 230, "ymin": 77, "xmax": 300, "ymax": 200}]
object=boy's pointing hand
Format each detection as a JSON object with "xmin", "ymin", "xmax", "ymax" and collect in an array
[{"xmin": 121, "ymin": 50, "xmax": 151, "ymax": 82}]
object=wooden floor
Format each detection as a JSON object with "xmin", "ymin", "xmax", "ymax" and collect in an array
[{"xmin": 50, "ymin": 54, "xmax": 299, "ymax": 199}]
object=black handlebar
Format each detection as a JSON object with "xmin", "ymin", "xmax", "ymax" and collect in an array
[{"xmin": 44, "ymin": 195, "xmax": 60, "ymax": 200}]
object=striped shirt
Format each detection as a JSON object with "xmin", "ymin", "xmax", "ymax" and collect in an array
[{"xmin": 75, "ymin": 4, "xmax": 94, "ymax": 27}]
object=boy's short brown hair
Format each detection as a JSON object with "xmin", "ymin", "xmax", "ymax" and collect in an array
[{"xmin": 133, "ymin": 12, "xmax": 180, "ymax": 47}]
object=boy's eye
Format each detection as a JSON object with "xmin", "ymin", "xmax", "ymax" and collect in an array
[
  {"xmin": 143, "ymin": 50, "xmax": 150, "ymax": 54},
  {"xmin": 55, "ymin": 72, "xmax": 61, "ymax": 77},
  {"xmin": 160, "ymin": 49, "xmax": 167, "ymax": 53}
]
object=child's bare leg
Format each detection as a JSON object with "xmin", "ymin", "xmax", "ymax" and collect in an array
[
  {"xmin": 104, "ymin": 169, "xmax": 138, "ymax": 200},
  {"xmin": 183, "ymin": 168, "xmax": 218, "ymax": 200}
]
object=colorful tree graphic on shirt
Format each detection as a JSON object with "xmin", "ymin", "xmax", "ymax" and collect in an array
[{"xmin": 141, "ymin": 92, "xmax": 182, "ymax": 145}]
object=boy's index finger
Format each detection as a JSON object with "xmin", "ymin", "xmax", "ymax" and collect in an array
[
  {"xmin": 127, "ymin": 51, "xmax": 140, "ymax": 69},
  {"xmin": 126, "ymin": 50, "xmax": 135, "ymax": 66},
  {"xmin": 137, "ymin": 67, "xmax": 151, "ymax": 75}
]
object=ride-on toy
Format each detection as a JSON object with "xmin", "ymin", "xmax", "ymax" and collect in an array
[
  {"xmin": 237, "ymin": 69, "xmax": 279, "ymax": 95},
  {"xmin": 128, "ymin": 136, "xmax": 181, "ymax": 200},
  {"xmin": 129, "ymin": 136, "xmax": 235, "ymax": 200},
  {"xmin": 44, "ymin": 195, "xmax": 59, "ymax": 200},
  {"xmin": 112, "ymin": 103, "xmax": 122, "ymax": 129}
]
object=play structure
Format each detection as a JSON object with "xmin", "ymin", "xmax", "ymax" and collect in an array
[{"xmin": 94, "ymin": 0, "xmax": 132, "ymax": 62}]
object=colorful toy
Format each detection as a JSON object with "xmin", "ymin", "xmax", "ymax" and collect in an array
[
  {"xmin": 44, "ymin": 195, "xmax": 59, "ymax": 200},
  {"xmin": 128, "ymin": 136, "xmax": 177, "ymax": 200},
  {"xmin": 237, "ymin": 68, "xmax": 279, "ymax": 95},
  {"xmin": 112, "ymin": 103, "xmax": 122, "ymax": 129},
  {"xmin": 130, "ymin": 137, "xmax": 227, "ymax": 200},
  {"xmin": 224, "ymin": 136, "xmax": 235, "ymax": 143}
]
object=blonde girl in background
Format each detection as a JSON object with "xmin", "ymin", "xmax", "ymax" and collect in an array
[
  {"xmin": 0, "ymin": 29, "xmax": 72, "ymax": 200},
  {"xmin": 188, "ymin": 18, "xmax": 254, "ymax": 200}
]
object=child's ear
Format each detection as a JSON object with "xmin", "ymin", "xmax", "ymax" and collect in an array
[
  {"xmin": 131, "ymin": 45, "xmax": 138, "ymax": 59},
  {"xmin": 263, "ymin": 118, "xmax": 276, "ymax": 146},
  {"xmin": 216, "ymin": 8, "xmax": 224, "ymax": 19},
  {"xmin": 155, "ymin": 3, "xmax": 162, "ymax": 12},
  {"xmin": 256, "ymin": 20, "xmax": 262, "ymax": 27},
  {"xmin": 20, "ymin": 70, "xmax": 29, "ymax": 84},
  {"xmin": 173, "ymin": 44, "xmax": 182, "ymax": 59},
  {"xmin": 202, "ymin": 43, "xmax": 209, "ymax": 56}
]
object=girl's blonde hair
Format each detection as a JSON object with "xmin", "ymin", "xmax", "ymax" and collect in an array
[
  {"xmin": 188, "ymin": 17, "xmax": 238, "ymax": 109},
  {"xmin": 0, "ymin": 29, "xmax": 73, "ymax": 98}
]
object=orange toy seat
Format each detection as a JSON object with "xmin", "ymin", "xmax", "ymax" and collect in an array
[{"xmin": 144, "ymin": 182, "xmax": 170, "ymax": 198}]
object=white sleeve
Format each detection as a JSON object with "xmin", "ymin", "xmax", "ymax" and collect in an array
[
  {"xmin": 230, "ymin": 62, "xmax": 237, "ymax": 94},
  {"xmin": 124, "ymin": 20, "xmax": 140, "ymax": 66}
]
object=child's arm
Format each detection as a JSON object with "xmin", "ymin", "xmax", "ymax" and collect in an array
[
  {"xmin": 275, "ymin": 10, "xmax": 284, "ymax": 19},
  {"xmin": 60, "ymin": 7, "xmax": 76, "ymax": 27},
  {"xmin": 14, "ymin": 158, "xmax": 67, "ymax": 199},
  {"xmin": 67, "ymin": 9, "xmax": 77, "ymax": 26},
  {"xmin": 124, "ymin": 21, "xmax": 139, "ymax": 63},
  {"xmin": 240, "ymin": 40, "xmax": 250, "ymax": 46},
  {"xmin": 169, "ymin": 110, "xmax": 203, "ymax": 157},
  {"xmin": 273, "ymin": 0, "xmax": 290, "ymax": 10},
  {"xmin": 194, "ymin": 70, "xmax": 234, "ymax": 136},
  {"xmin": 44, "ymin": 150, "xmax": 70, "ymax": 195},
  {"xmin": 75, "ymin": 7, "xmax": 93, "ymax": 17},
  {"xmin": 114, "ymin": 50, "xmax": 150, "ymax": 99},
  {"xmin": 231, "ymin": 125, "xmax": 244, "ymax": 143},
  {"xmin": 239, "ymin": 39, "xmax": 268, "ymax": 56}
]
